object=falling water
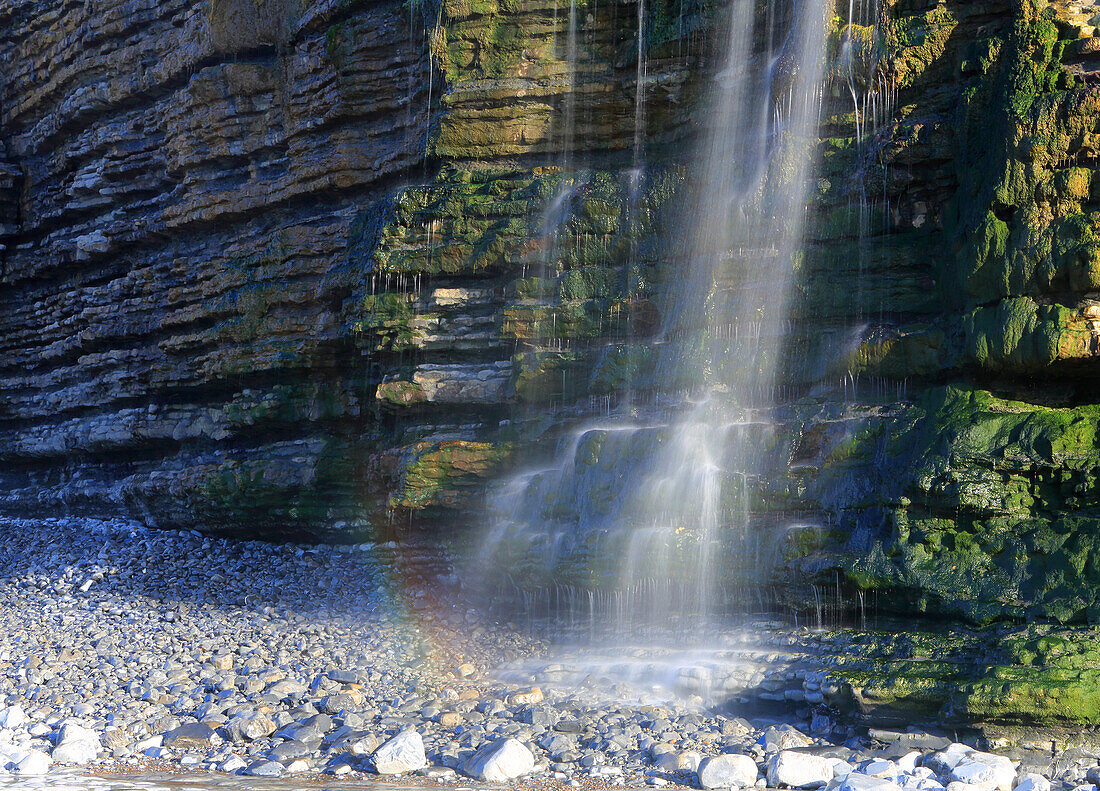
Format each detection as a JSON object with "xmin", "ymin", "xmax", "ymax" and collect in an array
[
  {"xmin": 476, "ymin": 0, "xmax": 828, "ymax": 640},
  {"xmin": 831, "ymin": 0, "xmax": 899, "ymax": 393},
  {"xmin": 633, "ymin": 0, "xmax": 647, "ymax": 172},
  {"xmin": 564, "ymin": 0, "xmax": 579, "ymax": 174},
  {"xmin": 540, "ymin": 0, "xmax": 582, "ymax": 264}
]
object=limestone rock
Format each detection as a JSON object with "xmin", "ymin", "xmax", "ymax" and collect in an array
[
  {"xmin": 1014, "ymin": 774, "xmax": 1051, "ymax": 791},
  {"xmin": 0, "ymin": 706, "xmax": 25, "ymax": 729},
  {"xmin": 658, "ymin": 751, "xmax": 703, "ymax": 772},
  {"xmin": 767, "ymin": 751, "xmax": 835, "ymax": 789},
  {"xmin": 0, "ymin": 0, "xmax": 1097, "ymax": 692},
  {"xmin": 463, "ymin": 738, "xmax": 536, "ymax": 782},
  {"xmin": 225, "ymin": 712, "xmax": 276, "ymax": 742},
  {"xmin": 246, "ymin": 760, "xmax": 285, "ymax": 777},
  {"xmin": 14, "ymin": 751, "xmax": 50, "ymax": 776},
  {"xmin": 51, "ymin": 723, "xmax": 101, "ymax": 765},
  {"xmin": 760, "ymin": 725, "xmax": 813, "ymax": 753},
  {"xmin": 698, "ymin": 753, "xmax": 760, "ymax": 789},
  {"xmin": 162, "ymin": 723, "xmax": 219, "ymax": 748},
  {"xmin": 371, "ymin": 729, "xmax": 426, "ymax": 775},
  {"xmin": 926, "ymin": 745, "xmax": 974, "ymax": 777},
  {"xmin": 837, "ymin": 774, "xmax": 904, "ymax": 791},
  {"xmin": 948, "ymin": 753, "xmax": 1015, "ymax": 791}
]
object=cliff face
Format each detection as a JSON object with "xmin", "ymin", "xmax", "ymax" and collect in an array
[
  {"xmin": 0, "ymin": 0, "xmax": 437, "ymax": 534},
  {"xmin": 0, "ymin": 0, "xmax": 695, "ymax": 535},
  {"xmin": 781, "ymin": 0, "xmax": 1100, "ymax": 627},
  {"xmin": 5, "ymin": 0, "xmax": 1100, "ymax": 726},
  {"xmin": 3, "ymin": 0, "xmax": 1100, "ymax": 630}
]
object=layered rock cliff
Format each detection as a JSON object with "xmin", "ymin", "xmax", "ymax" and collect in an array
[
  {"xmin": 4, "ymin": 0, "xmax": 1100, "ymax": 722},
  {"xmin": 0, "ymin": 0, "xmax": 706, "ymax": 536},
  {"xmin": 0, "ymin": 0, "xmax": 438, "ymax": 535}
]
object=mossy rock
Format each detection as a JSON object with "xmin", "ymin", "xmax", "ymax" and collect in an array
[{"xmin": 385, "ymin": 440, "xmax": 512, "ymax": 510}]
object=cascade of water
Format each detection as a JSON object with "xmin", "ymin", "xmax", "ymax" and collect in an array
[{"xmin": 476, "ymin": 0, "xmax": 828, "ymax": 641}]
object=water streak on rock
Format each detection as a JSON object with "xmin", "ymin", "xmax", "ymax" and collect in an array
[{"xmin": 477, "ymin": 0, "xmax": 828, "ymax": 639}]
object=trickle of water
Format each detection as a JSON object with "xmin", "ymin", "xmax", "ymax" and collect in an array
[
  {"xmin": 475, "ymin": 0, "xmax": 829, "ymax": 639},
  {"xmin": 633, "ymin": 0, "xmax": 647, "ymax": 171},
  {"xmin": 564, "ymin": 0, "xmax": 579, "ymax": 173},
  {"xmin": 533, "ymin": 0, "xmax": 584, "ymax": 290}
]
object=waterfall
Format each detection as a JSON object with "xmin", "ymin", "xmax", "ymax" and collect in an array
[{"xmin": 475, "ymin": 0, "xmax": 828, "ymax": 641}]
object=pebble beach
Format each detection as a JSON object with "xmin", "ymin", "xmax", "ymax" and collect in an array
[{"xmin": 0, "ymin": 517, "xmax": 1095, "ymax": 791}]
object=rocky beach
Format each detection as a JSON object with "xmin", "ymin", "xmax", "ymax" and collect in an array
[
  {"xmin": 0, "ymin": 517, "xmax": 1092, "ymax": 791},
  {"xmin": 5, "ymin": 0, "xmax": 1100, "ymax": 784}
]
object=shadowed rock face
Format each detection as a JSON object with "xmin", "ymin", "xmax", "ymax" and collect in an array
[
  {"xmin": 0, "ymin": 0, "xmax": 437, "ymax": 536},
  {"xmin": 0, "ymin": 0, "xmax": 698, "ymax": 537},
  {"xmin": 4, "ymin": 0, "xmax": 1100, "ymax": 644}
]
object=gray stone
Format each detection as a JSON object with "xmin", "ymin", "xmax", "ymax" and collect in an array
[
  {"xmin": 266, "ymin": 680, "xmax": 307, "ymax": 699},
  {"xmin": 837, "ymin": 774, "xmax": 904, "ymax": 791},
  {"xmin": 246, "ymin": 760, "xmax": 286, "ymax": 777},
  {"xmin": 51, "ymin": 739, "xmax": 99, "ymax": 765},
  {"xmin": 220, "ymin": 755, "xmax": 248, "ymax": 773},
  {"xmin": 761, "ymin": 726, "xmax": 814, "ymax": 754},
  {"xmin": 810, "ymin": 714, "xmax": 834, "ymax": 736},
  {"xmin": 463, "ymin": 737, "xmax": 536, "ymax": 782},
  {"xmin": 268, "ymin": 740, "xmax": 311, "ymax": 762},
  {"xmin": 226, "ymin": 712, "xmax": 276, "ymax": 742},
  {"xmin": 0, "ymin": 706, "xmax": 25, "ymax": 730},
  {"xmin": 832, "ymin": 759, "xmax": 855, "ymax": 778},
  {"xmin": 555, "ymin": 719, "xmax": 586, "ymax": 733},
  {"xmin": 163, "ymin": 723, "xmax": 218, "ymax": 748},
  {"xmin": 518, "ymin": 705, "xmax": 556, "ymax": 727},
  {"xmin": 863, "ymin": 759, "xmax": 900, "ymax": 779},
  {"xmin": 14, "ymin": 751, "xmax": 50, "ymax": 776},
  {"xmin": 926, "ymin": 745, "xmax": 976, "ymax": 777},
  {"xmin": 947, "ymin": 782, "xmax": 992, "ymax": 791},
  {"xmin": 652, "ymin": 742, "xmax": 677, "ymax": 758},
  {"xmin": 767, "ymin": 751, "xmax": 835, "ymax": 789},
  {"xmin": 280, "ymin": 713, "xmax": 331, "ymax": 745},
  {"xmin": 698, "ymin": 753, "xmax": 760, "ymax": 789},
  {"xmin": 1015, "ymin": 774, "xmax": 1051, "ymax": 791},
  {"xmin": 101, "ymin": 729, "xmax": 130, "ymax": 751},
  {"xmin": 949, "ymin": 753, "xmax": 1015, "ymax": 791},
  {"xmin": 372, "ymin": 729, "xmax": 426, "ymax": 775},
  {"xmin": 898, "ymin": 752, "xmax": 922, "ymax": 774},
  {"xmin": 348, "ymin": 735, "xmax": 384, "ymax": 756},
  {"xmin": 657, "ymin": 751, "xmax": 703, "ymax": 772},
  {"xmin": 51, "ymin": 723, "xmax": 101, "ymax": 765},
  {"xmin": 326, "ymin": 669, "xmax": 360, "ymax": 684},
  {"xmin": 320, "ymin": 694, "xmax": 355, "ymax": 715},
  {"xmin": 133, "ymin": 736, "xmax": 162, "ymax": 752},
  {"xmin": 869, "ymin": 731, "xmax": 953, "ymax": 752}
]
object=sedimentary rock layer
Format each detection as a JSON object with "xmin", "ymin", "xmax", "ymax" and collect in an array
[{"xmin": 4, "ymin": 0, "xmax": 1100, "ymax": 657}]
